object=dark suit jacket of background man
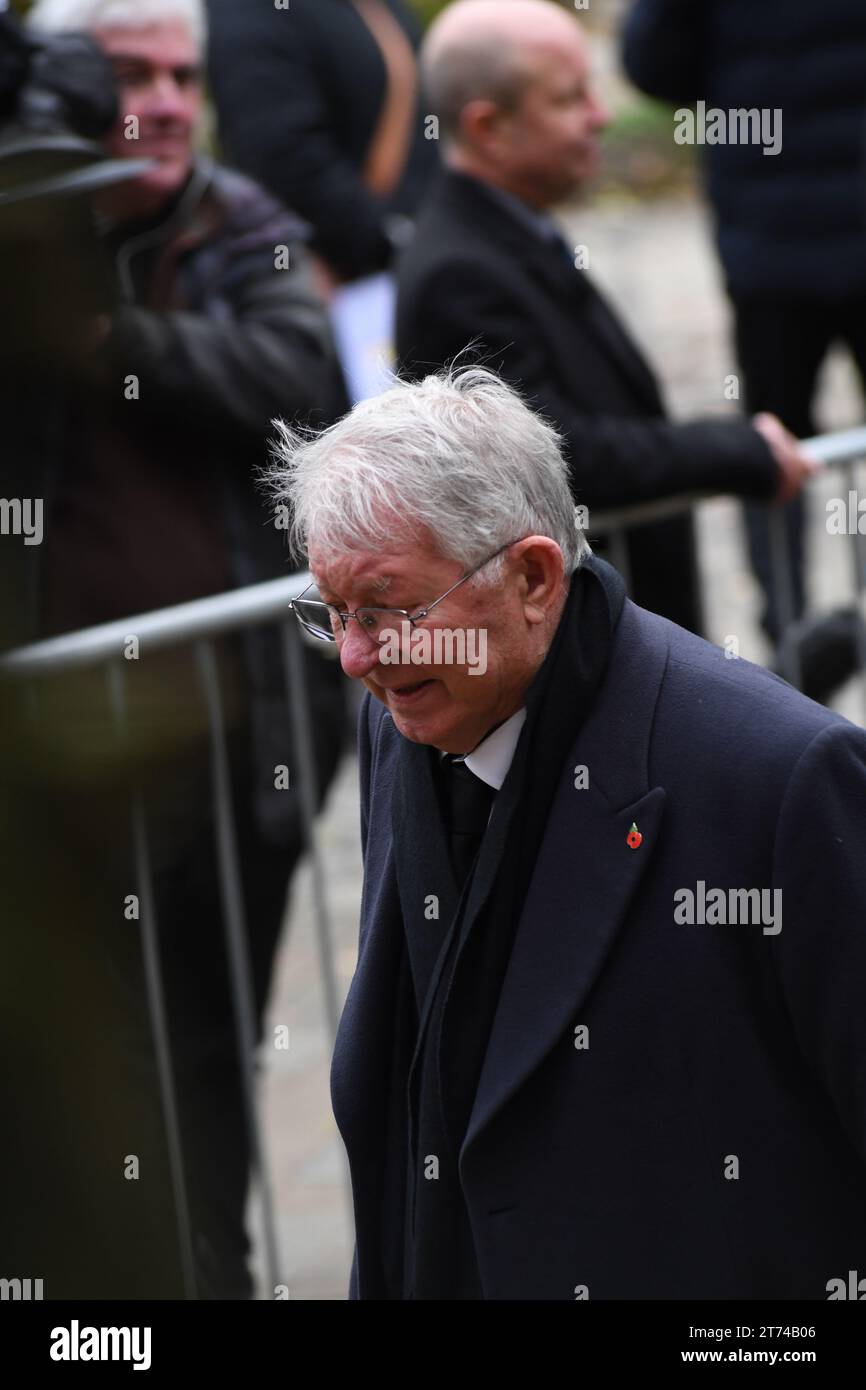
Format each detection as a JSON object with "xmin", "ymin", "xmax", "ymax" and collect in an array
[
  {"xmin": 331, "ymin": 593, "xmax": 866, "ymax": 1298},
  {"xmin": 396, "ymin": 170, "xmax": 779, "ymax": 634}
]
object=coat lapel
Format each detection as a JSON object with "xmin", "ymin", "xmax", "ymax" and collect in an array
[
  {"xmin": 438, "ymin": 171, "xmax": 664, "ymax": 414},
  {"xmin": 461, "ymin": 598, "xmax": 670, "ymax": 1162},
  {"xmin": 514, "ymin": 226, "xmax": 664, "ymax": 413}
]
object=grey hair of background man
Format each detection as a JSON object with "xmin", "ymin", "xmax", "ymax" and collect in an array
[
  {"xmin": 268, "ymin": 366, "xmax": 590, "ymax": 587},
  {"xmin": 27, "ymin": 0, "xmax": 207, "ymax": 52},
  {"xmin": 423, "ymin": 40, "xmax": 527, "ymax": 145}
]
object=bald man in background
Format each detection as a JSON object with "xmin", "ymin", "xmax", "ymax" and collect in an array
[{"xmin": 396, "ymin": 0, "xmax": 814, "ymax": 636}]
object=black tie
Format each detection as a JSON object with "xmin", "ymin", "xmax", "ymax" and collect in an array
[{"xmin": 441, "ymin": 756, "xmax": 495, "ymax": 889}]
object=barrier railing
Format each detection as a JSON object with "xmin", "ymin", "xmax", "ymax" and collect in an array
[
  {"xmin": 591, "ymin": 426, "xmax": 866, "ymax": 711},
  {"xmin": 2, "ymin": 424, "xmax": 865, "ymax": 1296},
  {"xmin": 0, "ymin": 571, "xmax": 327, "ymax": 1301}
]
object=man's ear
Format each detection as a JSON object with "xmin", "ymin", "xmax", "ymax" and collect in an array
[
  {"xmin": 459, "ymin": 97, "xmax": 507, "ymax": 155},
  {"xmin": 512, "ymin": 537, "xmax": 566, "ymax": 625}
]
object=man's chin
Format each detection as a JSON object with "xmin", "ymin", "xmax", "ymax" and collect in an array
[
  {"xmin": 376, "ymin": 680, "xmax": 443, "ymax": 744},
  {"xmin": 555, "ymin": 153, "xmax": 598, "ymax": 203},
  {"xmin": 99, "ymin": 161, "xmax": 192, "ymax": 221},
  {"xmin": 389, "ymin": 708, "xmax": 477, "ymax": 754},
  {"xmin": 391, "ymin": 716, "xmax": 435, "ymax": 744},
  {"xmin": 139, "ymin": 158, "xmax": 193, "ymax": 192}
]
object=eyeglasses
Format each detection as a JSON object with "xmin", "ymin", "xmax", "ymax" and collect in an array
[{"xmin": 288, "ymin": 538, "xmax": 524, "ymax": 644}]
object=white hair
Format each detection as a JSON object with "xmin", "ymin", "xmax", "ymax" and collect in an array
[
  {"xmin": 27, "ymin": 0, "xmax": 207, "ymax": 53},
  {"xmin": 268, "ymin": 366, "xmax": 590, "ymax": 582}
]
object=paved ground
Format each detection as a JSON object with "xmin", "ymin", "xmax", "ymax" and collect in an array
[{"xmin": 250, "ymin": 194, "xmax": 866, "ymax": 1299}]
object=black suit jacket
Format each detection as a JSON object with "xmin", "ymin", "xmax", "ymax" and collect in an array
[
  {"xmin": 332, "ymin": 596, "xmax": 866, "ymax": 1299},
  {"xmin": 395, "ymin": 171, "xmax": 779, "ymax": 632}
]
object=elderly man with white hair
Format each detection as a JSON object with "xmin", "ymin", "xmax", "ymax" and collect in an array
[
  {"xmin": 21, "ymin": 0, "xmax": 347, "ymax": 1300},
  {"xmin": 274, "ymin": 366, "xmax": 866, "ymax": 1300}
]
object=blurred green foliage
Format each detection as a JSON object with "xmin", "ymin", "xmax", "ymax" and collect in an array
[
  {"xmin": 408, "ymin": 0, "xmax": 450, "ymax": 24},
  {"xmin": 595, "ymin": 95, "xmax": 696, "ymax": 201}
]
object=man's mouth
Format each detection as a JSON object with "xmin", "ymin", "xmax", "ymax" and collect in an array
[
  {"xmin": 137, "ymin": 133, "xmax": 190, "ymax": 151},
  {"xmin": 383, "ymin": 678, "xmax": 436, "ymax": 703}
]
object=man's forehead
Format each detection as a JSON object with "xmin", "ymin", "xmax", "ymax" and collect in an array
[
  {"xmin": 533, "ymin": 30, "xmax": 589, "ymax": 80},
  {"xmin": 95, "ymin": 21, "xmax": 196, "ymax": 60},
  {"xmin": 311, "ymin": 561, "xmax": 400, "ymax": 596},
  {"xmin": 309, "ymin": 544, "xmax": 444, "ymax": 596}
]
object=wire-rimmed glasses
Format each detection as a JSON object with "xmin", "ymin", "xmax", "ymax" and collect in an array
[{"xmin": 288, "ymin": 538, "xmax": 524, "ymax": 643}]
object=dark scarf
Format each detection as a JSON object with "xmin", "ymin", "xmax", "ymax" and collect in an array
[{"xmin": 403, "ymin": 554, "xmax": 626, "ymax": 1298}]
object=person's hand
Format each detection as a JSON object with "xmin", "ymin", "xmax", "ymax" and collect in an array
[
  {"xmin": 752, "ymin": 412, "xmax": 819, "ymax": 502},
  {"xmin": 309, "ymin": 254, "xmax": 342, "ymax": 305}
]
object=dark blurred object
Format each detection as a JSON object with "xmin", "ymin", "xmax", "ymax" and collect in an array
[
  {"xmin": 622, "ymin": 0, "xmax": 866, "ymax": 301},
  {"xmin": 206, "ymin": 0, "xmax": 437, "ymax": 281},
  {"xmin": 0, "ymin": 7, "xmax": 31, "ymax": 120},
  {"xmin": 0, "ymin": 11, "xmax": 149, "ymax": 206},
  {"xmin": 0, "ymin": 8, "xmax": 176, "ymax": 1303},
  {"xmin": 5, "ymin": 19, "xmax": 116, "ymax": 139},
  {"xmin": 0, "ymin": 10, "xmax": 151, "ymax": 368},
  {"xmin": 0, "ymin": 192, "xmax": 114, "ymax": 368},
  {"xmin": 0, "ymin": 5, "xmax": 348, "ymax": 1300},
  {"xmin": 775, "ymin": 605, "xmax": 866, "ymax": 704},
  {"xmin": 622, "ymin": 0, "xmax": 866, "ymax": 644}
]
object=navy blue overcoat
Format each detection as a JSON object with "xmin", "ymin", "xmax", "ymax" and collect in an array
[{"xmin": 331, "ymin": 598, "xmax": 866, "ymax": 1299}]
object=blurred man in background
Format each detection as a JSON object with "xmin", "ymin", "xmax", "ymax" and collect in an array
[
  {"xmin": 0, "ymin": 10, "xmax": 174, "ymax": 1300},
  {"xmin": 206, "ymin": 0, "xmax": 438, "ymax": 288},
  {"xmin": 623, "ymin": 0, "xmax": 866, "ymax": 647},
  {"xmin": 396, "ymin": 0, "xmax": 816, "ymax": 637},
  {"xmin": 3, "ymin": 0, "xmax": 347, "ymax": 1297}
]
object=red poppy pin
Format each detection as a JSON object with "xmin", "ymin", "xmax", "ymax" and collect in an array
[{"xmin": 627, "ymin": 822, "xmax": 642, "ymax": 850}]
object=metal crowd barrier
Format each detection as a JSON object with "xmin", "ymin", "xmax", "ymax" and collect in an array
[
  {"xmin": 1, "ymin": 574, "xmax": 323, "ymax": 1301},
  {"xmin": 1, "ymin": 424, "xmax": 865, "ymax": 1296},
  {"xmin": 592, "ymin": 425, "xmax": 866, "ymax": 715}
]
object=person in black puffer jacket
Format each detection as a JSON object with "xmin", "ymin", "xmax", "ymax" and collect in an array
[{"xmin": 622, "ymin": 0, "xmax": 866, "ymax": 645}]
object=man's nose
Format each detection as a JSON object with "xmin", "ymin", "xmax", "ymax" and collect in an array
[
  {"xmin": 146, "ymin": 74, "xmax": 191, "ymax": 119},
  {"xmin": 338, "ymin": 621, "xmax": 383, "ymax": 681}
]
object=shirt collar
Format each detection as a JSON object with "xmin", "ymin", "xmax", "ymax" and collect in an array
[
  {"xmin": 438, "ymin": 707, "xmax": 527, "ymax": 792},
  {"xmin": 471, "ymin": 177, "xmax": 561, "ymax": 245}
]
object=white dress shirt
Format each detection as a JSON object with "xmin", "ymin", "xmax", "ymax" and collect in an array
[{"xmin": 438, "ymin": 707, "xmax": 527, "ymax": 791}]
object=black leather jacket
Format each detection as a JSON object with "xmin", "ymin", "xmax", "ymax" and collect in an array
[{"xmin": 0, "ymin": 156, "xmax": 347, "ymax": 843}]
